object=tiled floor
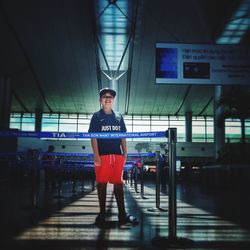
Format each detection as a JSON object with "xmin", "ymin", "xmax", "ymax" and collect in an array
[{"xmin": 1, "ymin": 179, "xmax": 250, "ymax": 249}]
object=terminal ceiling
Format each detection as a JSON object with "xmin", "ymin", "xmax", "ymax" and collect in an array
[{"xmin": 0, "ymin": 0, "xmax": 249, "ymax": 117}]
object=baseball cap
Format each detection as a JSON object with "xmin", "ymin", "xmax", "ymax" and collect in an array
[{"xmin": 99, "ymin": 87, "xmax": 116, "ymax": 98}]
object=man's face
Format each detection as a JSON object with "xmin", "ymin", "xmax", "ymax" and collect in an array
[{"xmin": 100, "ymin": 93, "xmax": 115, "ymax": 108}]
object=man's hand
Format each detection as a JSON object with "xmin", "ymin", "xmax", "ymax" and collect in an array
[
  {"xmin": 94, "ymin": 154, "xmax": 101, "ymax": 166},
  {"xmin": 123, "ymin": 153, "xmax": 127, "ymax": 164}
]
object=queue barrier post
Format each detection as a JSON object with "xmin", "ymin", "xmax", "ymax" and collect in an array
[
  {"xmin": 91, "ymin": 169, "xmax": 95, "ymax": 191},
  {"xmin": 81, "ymin": 165, "xmax": 85, "ymax": 192},
  {"xmin": 57, "ymin": 171, "xmax": 63, "ymax": 199},
  {"xmin": 72, "ymin": 165, "xmax": 77, "ymax": 194},
  {"xmin": 134, "ymin": 164, "xmax": 139, "ymax": 193},
  {"xmin": 148, "ymin": 151, "xmax": 167, "ymax": 212},
  {"xmin": 155, "ymin": 151, "xmax": 160, "ymax": 208},
  {"xmin": 53, "ymin": 162, "xmax": 64, "ymax": 201},
  {"xmin": 30, "ymin": 150, "xmax": 39, "ymax": 209},
  {"xmin": 140, "ymin": 161, "xmax": 147, "ymax": 199},
  {"xmin": 152, "ymin": 128, "xmax": 194, "ymax": 247},
  {"xmin": 130, "ymin": 169, "xmax": 133, "ymax": 187}
]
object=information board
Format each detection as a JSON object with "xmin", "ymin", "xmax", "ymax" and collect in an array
[{"xmin": 156, "ymin": 43, "xmax": 250, "ymax": 85}]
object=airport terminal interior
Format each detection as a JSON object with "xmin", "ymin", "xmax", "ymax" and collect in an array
[{"xmin": 1, "ymin": 0, "xmax": 250, "ymax": 249}]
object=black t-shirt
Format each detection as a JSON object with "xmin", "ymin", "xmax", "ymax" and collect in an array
[{"xmin": 88, "ymin": 109, "xmax": 127, "ymax": 155}]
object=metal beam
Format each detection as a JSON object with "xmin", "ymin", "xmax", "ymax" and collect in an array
[
  {"xmin": 174, "ymin": 85, "xmax": 192, "ymax": 116},
  {"xmin": 125, "ymin": 0, "xmax": 139, "ymax": 114}
]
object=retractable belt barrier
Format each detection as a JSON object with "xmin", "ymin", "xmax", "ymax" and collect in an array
[
  {"xmin": 39, "ymin": 152, "xmax": 156, "ymax": 158},
  {"xmin": 0, "ymin": 130, "xmax": 168, "ymax": 139}
]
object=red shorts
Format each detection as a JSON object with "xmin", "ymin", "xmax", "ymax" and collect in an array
[{"xmin": 95, "ymin": 154, "xmax": 125, "ymax": 184}]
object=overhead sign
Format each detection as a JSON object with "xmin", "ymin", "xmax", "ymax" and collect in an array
[{"xmin": 156, "ymin": 43, "xmax": 250, "ymax": 85}]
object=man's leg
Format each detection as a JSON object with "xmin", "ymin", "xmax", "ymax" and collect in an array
[
  {"xmin": 114, "ymin": 183, "xmax": 138, "ymax": 224},
  {"xmin": 95, "ymin": 182, "xmax": 107, "ymax": 224},
  {"xmin": 97, "ymin": 182, "xmax": 107, "ymax": 214},
  {"xmin": 114, "ymin": 183, "xmax": 126, "ymax": 216},
  {"xmin": 112, "ymin": 155, "xmax": 137, "ymax": 224}
]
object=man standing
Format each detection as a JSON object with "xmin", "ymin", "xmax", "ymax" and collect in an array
[{"xmin": 88, "ymin": 87, "xmax": 137, "ymax": 225}]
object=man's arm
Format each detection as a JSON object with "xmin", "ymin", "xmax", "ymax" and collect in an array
[
  {"xmin": 91, "ymin": 138, "xmax": 101, "ymax": 166},
  {"xmin": 121, "ymin": 138, "xmax": 127, "ymax": 163}
]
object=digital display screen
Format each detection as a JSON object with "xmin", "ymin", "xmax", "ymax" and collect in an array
[{"xmin": 183, "ymin": 62, "xmax": 210, "ymax": 79}]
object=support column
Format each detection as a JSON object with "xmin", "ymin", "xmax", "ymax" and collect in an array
[
  {"xmin": 214, "ymin": 86, "xmax": 225, "ymax": 160},
  {"xmin": 35, "ymin": 108, "xmax": 43, "ymax": 132},
  {"xmin": 0, "ymin": 77, "xmax": 17, "ymax": 153},
  {"xmin": 109, "ymin": 78, "xmax": 118, "ymax": 111},
  {"xmin": 185, "ymin": 112, "xmax": 192, "ymax": 142},
  {"xmin": 241, "ymin": 118, "xmax": 245, "ymax": 143},
  {"xmin": 241, "ymin": 118, "xmax": 246, "ymax": 162},
  {"xmin": 204, "ymin": 116, "xmax": 208, "ymax": 142},
  {"xmin": 0, "ymin": 76, "xmax": 11, "ymax": 130}
]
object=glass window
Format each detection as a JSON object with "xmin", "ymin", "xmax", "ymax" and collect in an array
[
  {"xmin": 78, "ymin": 124, "xmax": 89, "ymax": 132},
  {"xmin": 225, "ymin": 118, "xmax": 241, "ymax": 142},
  {"xmin": 245, "ymin": 119, "xmax": 250, "ymax": 142},
  {"xmin": 59, "ymin": 114, "xmax": 69, "ymax": 119},
  {"xmin": 193, "ymin": 117, "xmax": 206, "ymax": 142},
  {"xmin": 59, "ymin": 118, "xmax": 78, "ymax": 124},
  {"xmin": 10, "ymin": 113, "xmax": 22, "ymax": 130},
  {"xmin": 59, "ymin": 123, "xmax": 77, "ymax": 132},
  {"xmin": 151, "ymin": 117, "xmax": 169, "ymax": 142},
  {"xmin": 124, "ymin": 116, "xmax": 132, "ymax": 132},
  {"xmin": 169, "ymin": 116, "xmax": 185, "ymax": 142},
  {"xmin": 133, "ymin": 121, "xmax": 150, "ymax": 132},
  {"xmin": 42, "ymin": 113, "xmax": 59, "ymax": 132},
  {"xmin": 10, "ymin": 113, "xmax": 35, "ymax": 131},
  {"xmin": 78, "ymin": 114, "xmax": 91, "ymax": 132},
  {"xmin": 58, "ymin": 113, "xmax": 77, "ymax": 132},
  {"xmin": 22, "ymin": 123, "xmax": 35, "ymax": 131},
  {"xmin": 21, "ymin": 113, "xmax": 35, "ymax": 131},
  {"xmin": 42, "ymin": 123, "xmax": 58, "ymax": 132},
  {"xmin": 206, "ymin": 117, "xmax": 214, "ymax": 142}
]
